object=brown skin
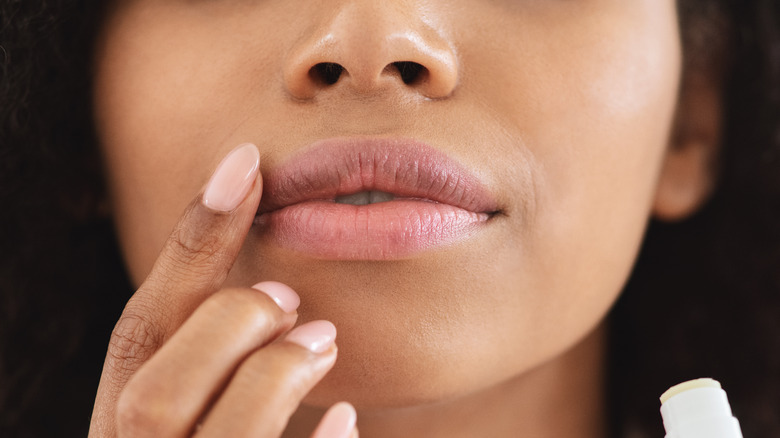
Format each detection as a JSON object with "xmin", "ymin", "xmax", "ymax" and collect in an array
[{"xmin": 90, "ymin": 0, "xmax": 721, "ymax": 436}]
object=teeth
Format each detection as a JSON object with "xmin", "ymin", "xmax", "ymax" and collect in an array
[
  {"xmin": 369, "ymin": 191, "xmax": 395, "ymax": 203},
  {"xmin": 335, "ymin": 191, "xmax": 395, "ymax": 205},
  {"xmin": 335, "ymin": 191, "xmax": 370, "ymax": 205}
]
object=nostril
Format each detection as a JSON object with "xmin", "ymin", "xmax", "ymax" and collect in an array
[
  {"xmin": 392, "ymin": 61, "xmax": 426, "ymax": 85},
  {"xmin": 310, "ymin": 62, "xmax": 345, "ymax": 85},
  {"xmin": 306, "ymin": 61, "xmax": 430, "ymax": 91}
]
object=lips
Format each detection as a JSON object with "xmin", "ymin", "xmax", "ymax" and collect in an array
[{"xmin": 255, "ymin": 137, "xmax": 499, "ymax": 260}]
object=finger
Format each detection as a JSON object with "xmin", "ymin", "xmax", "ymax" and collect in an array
[
  {"xmin": 138, "ymin": 142, "xmax": 263, "ymax": 332},
  {"xmin": 311, "ymin": 402, "xmax": 358, "ymax": 438},
  {"xmin": 90, "ymin": 143, "xmax": 261, "ymax": 437},
  {"xmin": 114, "ymin": 283, "xmax": 299, "ymax": 438},
  {"xmin": 197, "ymin": 321, "xmax": 338, "ymax": 438}
]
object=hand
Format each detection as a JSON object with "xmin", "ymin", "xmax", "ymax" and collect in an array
[{"xmin": 88, "ymin": 143, "xmax": 357, "ymax": 438}]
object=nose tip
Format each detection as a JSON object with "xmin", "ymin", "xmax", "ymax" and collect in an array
[{"xmin": 283, "ymin": 5, "xmax": 459, "ymax": 100}]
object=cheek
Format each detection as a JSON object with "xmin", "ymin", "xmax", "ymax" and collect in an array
[
  {"xmin": 455, "ymin": 0, "xmax": 681, "ymax": 371},
  {"xmin": 93, "ymin": 3, "xmax": 284, "ymax": 283},
  {"xmin": 535, "ymin": 4, "xmax": 680, "ymax": 323}
]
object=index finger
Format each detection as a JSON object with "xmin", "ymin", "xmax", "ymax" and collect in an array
[
  {"xmin": 90, "ymin": 143, "xmax": 262, "ymax": 435},
  {"xmin": 136, "ymin": 142, "xmax": 263, "ymax": 330}
]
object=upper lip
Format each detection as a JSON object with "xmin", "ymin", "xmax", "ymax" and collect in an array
[{"xmin": 257, "ymin": 137, "xmax": 500, "ymax": 215}]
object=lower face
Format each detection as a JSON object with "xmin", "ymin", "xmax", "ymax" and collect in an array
[{"xmin": 93, "ymin": 0, "xmax": 680, "ymax": 408}]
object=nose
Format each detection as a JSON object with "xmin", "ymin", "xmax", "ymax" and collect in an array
[{"xmin": 283, "ymin": 1, "xmax": 459, "ymax": 100}]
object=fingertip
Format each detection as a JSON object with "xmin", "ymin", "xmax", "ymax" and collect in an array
[
  {"xmin": 251, "ymin": 281, "xmax": 301, "ymax": 313},
  {"xmin": 312, "ymin": 402, "xmax": 357, "ymax": 438},
  {"xmin": 202, "ymin": 143, "xmax": 260, "ymax": 212},
  {"xmin": 284, "ymin": 320, "xmax": 337, "ymax": 354}
]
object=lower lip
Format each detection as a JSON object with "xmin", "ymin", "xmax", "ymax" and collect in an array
[{"xmin": 255, "ymin": 200, "xmax": 490, "ymax": 260}]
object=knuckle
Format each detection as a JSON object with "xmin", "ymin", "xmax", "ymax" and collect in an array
[
  {"xmin": 207, "ymin": 288, "xmax": 281, "ymax": 332},
  {"xmin": 106, "ymin": 310, "xmax": 162, "ymax": 380},
  {"xmin": 167, "ymin": 224, "xmax": 229, "ymax": 269}
]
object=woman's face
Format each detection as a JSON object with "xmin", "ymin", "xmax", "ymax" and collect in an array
[{"xmin": 94, "ymin": 0, "xmax": 681, "ymax": 407}]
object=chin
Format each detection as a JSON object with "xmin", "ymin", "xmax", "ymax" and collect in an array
[{"xmin": 296, "ymin": 316, "xmax": 534, "ymax": 411}]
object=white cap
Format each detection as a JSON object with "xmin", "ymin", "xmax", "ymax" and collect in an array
[{"xmin": 660, "ymin": 378, "xmax": 743, "ymax": 438}]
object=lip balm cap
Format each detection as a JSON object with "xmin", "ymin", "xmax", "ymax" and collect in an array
[{"xmin": 660, "ymin": 378, "xmax": 743, "ymax": 438}]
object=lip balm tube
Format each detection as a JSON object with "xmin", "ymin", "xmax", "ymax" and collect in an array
[{"xmin": 660, "ymin": 378, "xmax": 743, "ymax": 438}]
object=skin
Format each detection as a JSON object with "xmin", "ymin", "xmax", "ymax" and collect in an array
[{"xmin": 90, "ymin": 0, "xmax": 721, "ymax": 436}]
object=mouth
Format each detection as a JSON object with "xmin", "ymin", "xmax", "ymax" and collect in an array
[
  {"xmin": 333, "ymin": 190, "xmax": 397, "ymax": 205},
  {"xmin": 255, "ymin": 137, "xmax": 500, "ymax": 260}
]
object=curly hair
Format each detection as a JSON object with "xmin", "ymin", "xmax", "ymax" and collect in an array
[
  {"xmin": 1, "ymin": 0, "xmax": 778, "ymax": 436},
  {"xmin": 1, "ymin": 1, "xmax": 130, "ymax": 435}
]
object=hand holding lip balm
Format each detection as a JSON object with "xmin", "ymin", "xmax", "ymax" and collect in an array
[{"xmin": 660, "ymin": 378, "xmax": 743, "ymax": 438}]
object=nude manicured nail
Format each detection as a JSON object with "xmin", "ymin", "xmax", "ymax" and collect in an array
[
  {"xmin": 202, "ymin": 143, "xmax": 259, "ymax": 212},
  {"xmin": 311, "ymin": 402, "xmax": 357, "ymax": 438},
  {"xmin": 251, "ymin": 281, "xmax": 300, "ymax": 313},
  {"xmin": 285, "ymin": 320, "xmax": 337, "ymax": 353}
]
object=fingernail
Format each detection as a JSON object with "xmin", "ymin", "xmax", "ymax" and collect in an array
[
  {"xmin": 202, "ymin": 143, "xmax": 259, "ymax": 212},
  {"xmin": 251, "ymin": 281, "xmax": 300, "ymax": 313},
  {"xmin": 285, "ymin": 320, "xmax": 336, "ymax": 353},
  {"xmin": 311, "ymin": 402, "xmax": 357, "ymax": 438}
]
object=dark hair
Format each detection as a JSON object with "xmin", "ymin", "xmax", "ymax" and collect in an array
[
  {"xmin": 1, "ymin": 0, "xmax": 778, "ymax": 436},
  {"xmin": 609, "ymin": 1, "xmax": 780, "ymax": 437},
  {"xmin": 1, "ymin": 1, "xmax": 129, "ymax": 435}
]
